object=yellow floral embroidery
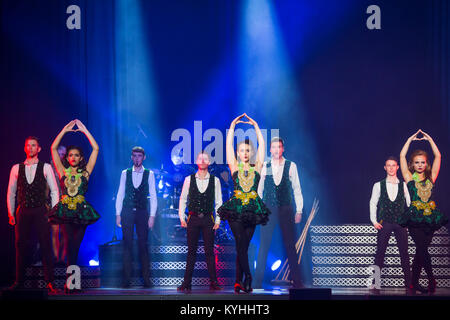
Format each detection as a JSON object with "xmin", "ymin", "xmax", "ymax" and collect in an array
[
  {"xmin": 234, "ymin": 190, "xmax": 258, "ymax": 206},
  {"xmin": 61, "ymin": 195, "xmax": 85, "ymax": 211},
  {"xmin": 414, "ymin": 180, "xmax": 433, "ymax": 203},
  {"xmin": 412, "ymin": 200, "xmax": 436, "ymax": 216}
]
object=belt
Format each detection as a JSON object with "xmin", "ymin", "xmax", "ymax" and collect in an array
[{"xmin": 188, "ymin": 212, "xmax": 213, "ymax": 218}]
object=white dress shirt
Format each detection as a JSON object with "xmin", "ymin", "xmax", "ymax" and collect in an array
[
  {"xmin": 115, "ymin": 166, "xmax": 157, "ymax": 217},
  {"xmin": 7, "ymin": 161, "xmax": 60, "ymax": 217},
  {"xmin": 178, "ymin": 172, "xmax": 223, "ymax": 224},
  {"xmin": 369, "ymin": 178, "xmax": 411, "ymax": 225},
  {"xmin": 258, "ymin": 157, "xmax": 304, "ymax": 214}
]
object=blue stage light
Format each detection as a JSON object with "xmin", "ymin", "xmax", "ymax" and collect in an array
[
  {"xmin": 89, "ymin": 260, "xmax": 99, "ymax": 266},
  {"xmin": 271, "ymin": 259, "xmax": 281, "ymax": 271}
]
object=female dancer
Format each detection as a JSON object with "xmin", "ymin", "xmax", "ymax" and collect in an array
[
  {"xmin": 399, "ymin": 129, "xmax": 448, "ymax": 294},
  {"xmin": 48, "ymin": 119, "xmax": 101, "ymax": 293},
  {"xmin": 218, "ymin": 113, "xmax": 270, "ymax": 293}
]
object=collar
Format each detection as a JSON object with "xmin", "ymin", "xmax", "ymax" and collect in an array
[
  {"xmin": 270, "ymin": 157, "xmax": 285, "ymax": 166},
  {"xmin": 195, "ymin": 171, "xmax": 210, "ymax": 180},
  {"xmin": 133, "ymin": 165, "xmax": 145, "ymax": 173},
  {"xmin": 24, "ymin": 159, "xmax": 39, "ymax": 166},
  {"xmin": 386, "ymin": 177, "xmax": 400, "ymax": 184}
]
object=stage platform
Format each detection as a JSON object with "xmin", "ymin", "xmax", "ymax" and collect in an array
[{"xmin": 2, "ymin": 286, "xmax": 450, "ymax": 300}]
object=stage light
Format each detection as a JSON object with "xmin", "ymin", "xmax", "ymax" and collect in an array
[
  {"xmin": 271, "ymin": 259, "xmax": 281, "ymax": 271},
  {"xmin": 89, "ymin": 260, "xmax": 99, "ymax": 266},
  {"xmin": 158, "ymin": 180, "xmax": 164, "ymax": 190}
]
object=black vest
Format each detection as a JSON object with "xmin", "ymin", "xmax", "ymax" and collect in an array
[
  {"xmin": 122, "ymin": 168, "xmax": 150, "ymax": 210},
  {"xmin": 187, "ymin": 174, "xmax": 215, "ymax": 214},
  {"xmin": 376, "ymin": 179, "xmax": 406, "ymax": 224},
  {"xmin": 17, "ymin": 161, "xmax": 47, "ymax": 208},
  {"xmin": 263, "ymin": 160, "xmax": 293, "ymax": 208}
]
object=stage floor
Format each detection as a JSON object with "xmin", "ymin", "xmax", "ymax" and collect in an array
[{"xmin": 36, "ymin": 286, "xmax": 450, "ymax": 300}]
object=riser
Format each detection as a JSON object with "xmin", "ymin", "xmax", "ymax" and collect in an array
[{"xmin": 311, "ymin": 225, "xmax": 450, "ymax": 288}]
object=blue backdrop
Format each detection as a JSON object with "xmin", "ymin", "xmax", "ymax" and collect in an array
[{"xmin": 1, "ymin": 0, "xmax": 449, "ymax": 286}]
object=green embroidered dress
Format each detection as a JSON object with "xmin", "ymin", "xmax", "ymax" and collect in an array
[
  {"xmin": 218, "ymin": 165, "xmax": 270, "ymax": 226},
  {"xmin": 399, "ymin": 176, "xmax": 447, "ymax": 233},
  {"xmin": 48, "ymin": 168, "xmax": 100, "ymax": 225}
]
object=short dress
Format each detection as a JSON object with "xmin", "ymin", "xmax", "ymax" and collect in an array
[
  {"xmin": 217, "ymin": 166, "xmax": 270, "ymax": 226},
  {"xmin": 399, "ymin": 179, "xmax": 448, "ymax": 233},
  {"xmin": 48, "ymin": 168, "xmax": 100, "ymax": 225}
]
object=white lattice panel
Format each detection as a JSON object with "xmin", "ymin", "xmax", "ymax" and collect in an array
[{"xmin": 311, "ymin": 225, "xmax": 450, "ymax": 288}]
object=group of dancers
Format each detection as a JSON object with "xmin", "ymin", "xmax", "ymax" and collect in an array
[
  {"xmin": 370, "ymin": 129, "xmax": 447, "ymax": 294},
  {"xmin": 6, "ymin": 115, "xmax": 448, "ymax": 295}
]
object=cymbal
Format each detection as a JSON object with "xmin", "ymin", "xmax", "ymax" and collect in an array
[{"xmin": 152, "ymin": 169, "xmax": 170, "ymax": 176}]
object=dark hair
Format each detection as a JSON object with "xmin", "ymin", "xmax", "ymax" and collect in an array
[
  {"xmin": 25, "ymin": 136, "xmax": 40, "ymax": 147},
  {"xmin": 270, "ymin": 137, "xmax": 284, "ymax": 147},
  {"xmin": 63, "ymin": 146, "xmax": 87, "ymax": 172},
  {"xmin": 408, "ymin": 150, "xmax": 432, "ymax": 181},
  {"xmin": 385, "ymin": 156, "xmax": 398, "ymax": 165},
  {"xmin": 131, "ymin": 146, "xmax": 145, "ymax": 156}
]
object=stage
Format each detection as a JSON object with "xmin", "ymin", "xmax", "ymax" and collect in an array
[{"xmin": 2, "ymin": 286, "xmax": 450, "ymax": 300}]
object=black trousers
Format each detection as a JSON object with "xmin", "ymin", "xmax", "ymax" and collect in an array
[
  {"xmin": 374, "ymin": 222, "xmax": 411, "ymax": 287},
  {"xmin": 228, "ymin": 220, "xmax": 256, "ymax": 282},
  {"xmin": 183, "ymin": 214, "xmax": 217, "ymax": 284},
  {"xmin": 15, "ymin": 206, "xmax": 54, "ymax": 283},
  {"xmin": 121, "ymin": 208, "xmax": 150, "ymax": 284},
  {"xmin": 409, "ymin": 227, "xmax": 435, "ymax": 284},
  {"xmin": 255, "ymin": 205, "xmax": 302, "ymax": 288},
  {"xmin": 61, "ymin": 224, "xmax": 87, "ymax": 267}
]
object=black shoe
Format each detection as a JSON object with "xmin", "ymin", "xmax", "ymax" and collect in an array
[
  {"xmin": 428, "ymin": 278, "xmax": 436, "ymax": 294},
  {"xmin": 243, "ymin": 273, "xmax": 253, "ymax": 293},
  {"xmin": 409, "ymin": 283, "xmax": 428, "ymax": 294},
  {"xmin": 64, "ymin": 284, "xmax": 73, "ymax": 294},
  {"xmin": 369, "ymin": 288, "xmax": 381, "ymax": 295},
  {"xmin": 209, "ymin": 281, "xmax": 223, "ymax": 291},
  {"xmin": 8, "ymin": 282, "xmax": 25, "ymax": 291},
  {"xmin": 121, "ymin": 281, "xmax": 131, "ymax": 289},
  {"xmin": 406, "ymin": 286, "xmax": 415, "ymax": 295},
  {"xmin": 293, "ymin": 281, "xmax": 305, "ymax": 289},
  {"xmin": 177, "ymin": 281, "xmax": 191, "ymax": 293}
]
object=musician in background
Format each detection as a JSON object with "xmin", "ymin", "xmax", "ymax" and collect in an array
[{"xmin": 115, "ymin": 146, "xmax": 157, "ymax": 288}]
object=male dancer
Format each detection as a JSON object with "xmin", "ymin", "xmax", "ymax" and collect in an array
[
  {"xmin": 7, "ymin": 136, "xmax": 59, "ymax": 292},
  {"xmin": 116, "ymin": 146, "xmax": 157, "ymax": 288},
  {"xmin": 255, "ymin": 137, "xmax": 304, "ymax": 289},
  {"xmin": 369, "ymin": 156, "xmax": 412, "ymax": 293},
  {"xmin": 177, "ymin": 151, "xmax": 223, "ymax": 292}
]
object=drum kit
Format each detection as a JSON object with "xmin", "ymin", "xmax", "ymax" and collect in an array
[{"xmin": 150, "ymin": 162, "xmax": 234, "ymax": 244}]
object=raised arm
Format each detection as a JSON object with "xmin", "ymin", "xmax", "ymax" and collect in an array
[
  {"xmin": 420, "ymin": 130, "xmax": 441, "ymax": 183},
  {"xmin": 245, "ymin": 114, "xmax": 265, "ymax": 172},
  {"xmin": 51, "ymin": 120, "xmax": 76, "ymax": 179},
  {"xmin": 399, "ymin": 130, "xmax": 420, "ymax": 183},
  {"xmin": 75, "ymin": 119, "xmax": 99, "ymax": 175},
  {"xmin": 226, "ymin": 114, "xmax": 245, "ymax": 174}
]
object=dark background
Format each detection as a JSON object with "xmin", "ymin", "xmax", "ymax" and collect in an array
[{"xmin": 0, "ymin": 0, "xmax": 449, "ymax": 286}]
